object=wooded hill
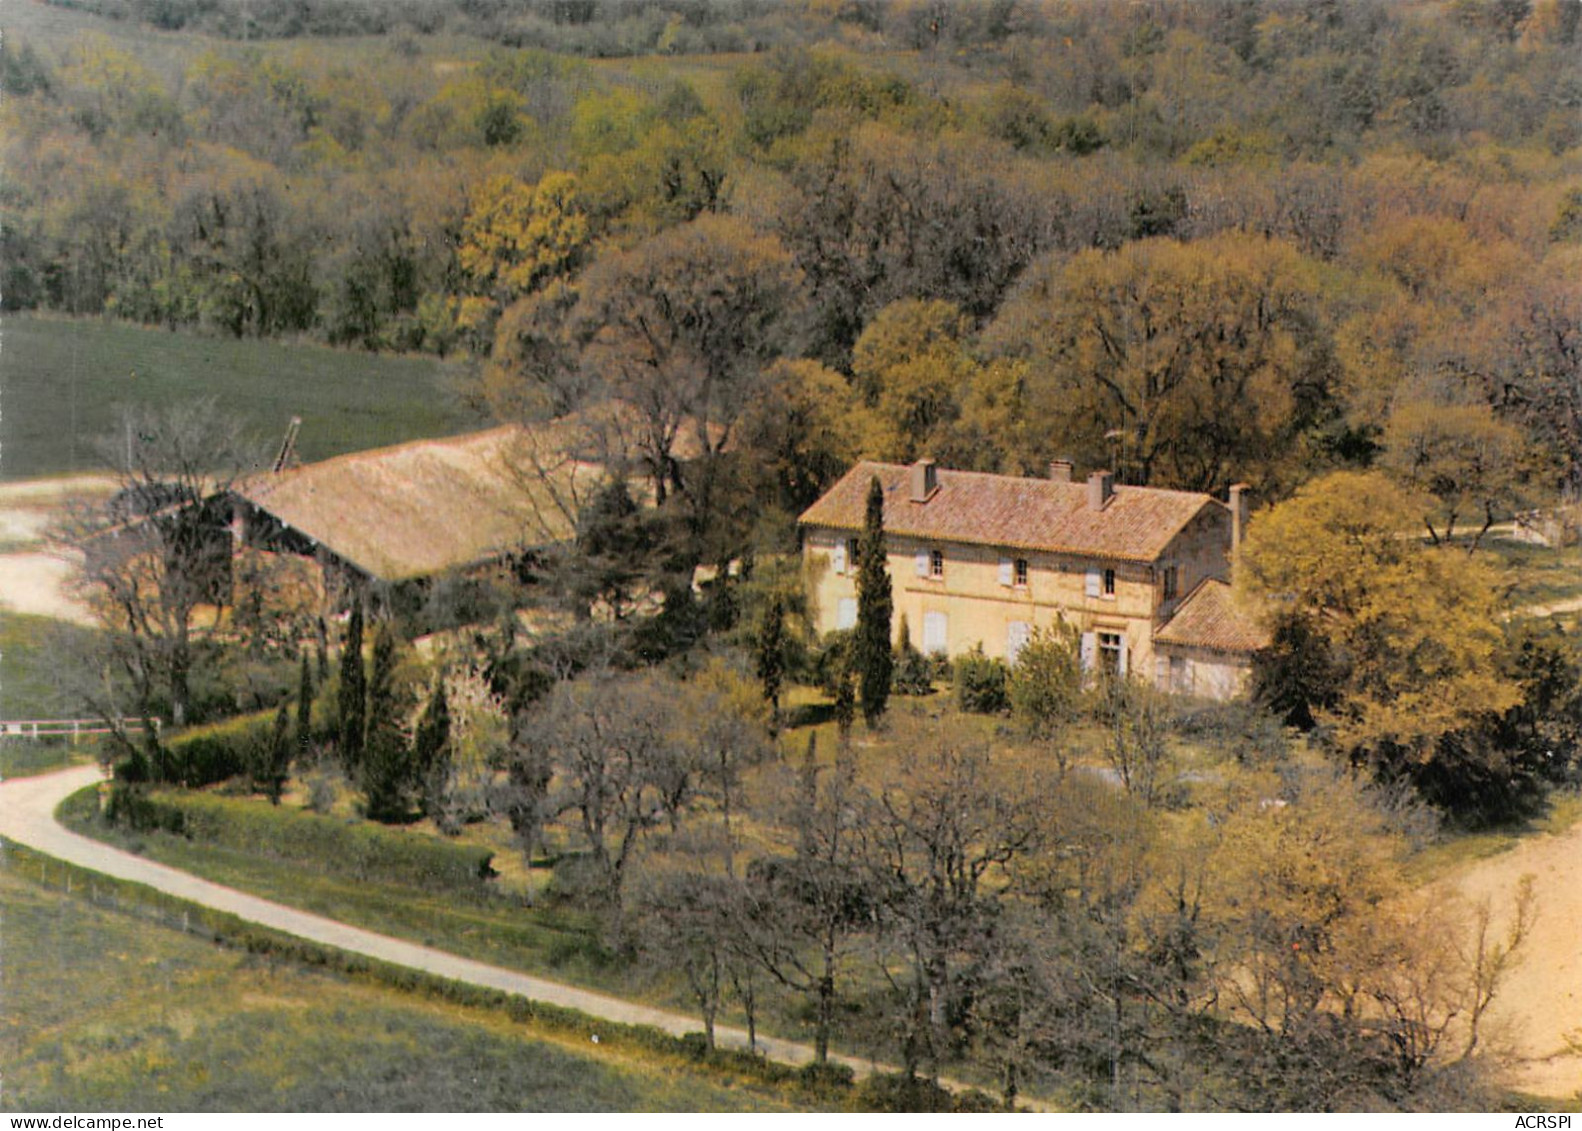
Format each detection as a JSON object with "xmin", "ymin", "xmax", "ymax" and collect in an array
[{"xmin": 3, "ymin": 0, "xmax": 1579, "ymax": 553}]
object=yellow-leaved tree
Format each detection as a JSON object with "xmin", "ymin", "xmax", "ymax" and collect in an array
[
  {"xmin": 1237, "ymin": 471, "xmax": 1521, "ymax": 810},
  {"xmin": 458, "ymin": 171, "xmax": 588, "ymax": 307}
]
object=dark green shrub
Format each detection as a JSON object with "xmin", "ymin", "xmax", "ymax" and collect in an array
[
  {"xmin": 854, "ymin": 1071, "xmax": 957, "ymax": 1112},
  {"xmin": 797, "ymin": 1060, "xmax": 855, "ymax": 1099},
  {"xmin": 953, "ymin": 645, "xmax": 1008, "ymax": 714}
]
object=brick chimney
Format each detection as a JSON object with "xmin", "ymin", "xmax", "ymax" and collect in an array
[
  {"xmin": 1088, "ymin": 470, "xmax": 1114, "ymax": 510},
  {"xmin": 1048, "ymin": 458, "xmax": 1074, "ymax": 483},
  {"xmin": 910, "ymin": 458, "xmax": 938, "ymax": 503},
  {"xmin": 1229, "ymin": 483, "xmax": 1251, "ymax": 553}
]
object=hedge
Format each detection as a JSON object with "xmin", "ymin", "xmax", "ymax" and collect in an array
[
  {"xmin": 146, "ymin": 710, "xmax": 276, "ymax": 788},
  {"xmin": 124, "ymin": 789, "xmax": 496, "ymax": 892}
]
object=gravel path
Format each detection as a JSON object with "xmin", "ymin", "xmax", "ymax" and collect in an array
[{"xmin": 0, "ymin": 766, "xmax": 900, "ymax": 1087}]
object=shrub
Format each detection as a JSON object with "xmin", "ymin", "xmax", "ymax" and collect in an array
[
  {"xmin": 1007, "ymin": 623, "xmax": 1081, "ymax": 737},
  {"xmin": 953, "ymin": 645, "xmax": 1008, "ymax": 714},
  {"xmin": 135, "ymin": 710, "xmax": 279, "ymax": 789},
  {"xmin": 854, "ymin": 1071, "xmax": 957, "ymax": 1112}
]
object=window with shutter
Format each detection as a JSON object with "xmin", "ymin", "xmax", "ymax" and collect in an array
[{"xmin": 923, "ymin": 612, "xmax": 948, "ymax": 654}]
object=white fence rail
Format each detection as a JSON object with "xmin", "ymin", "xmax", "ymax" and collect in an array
[{"xmin": 0, "ymin": 718, "xmax": 161, "ymax": 743}]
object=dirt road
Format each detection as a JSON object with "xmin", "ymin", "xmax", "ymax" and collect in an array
[
  {"xmin": 1449, "ymin": 820, "xmax": 1582, "ymax": 1098},
  {"xmin": 0, "ymin": 476, "xmax": 108, "ymax": 625},
  {"xmin": 0, "ymin": 766, "xmax": 901, "ymax": 1087}
]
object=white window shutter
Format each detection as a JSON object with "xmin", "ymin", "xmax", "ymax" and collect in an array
[
  {"xmin": 1007, "ymin": 621, "xmax": 1031, "ymax": 665},
  {"xmin": 1079, "ymin": 631, "xmax": 1096, "ymax": 672},
  {"xmin": 832, "ymin": 544, "xmax": 847, "ymax": 575},
  {"xmin": 915, "ymin": 550, "xmax": 929, "ymax": 577},
  {"xmin": 998, "ymin": 558, "xmax": 1013, "ymax": 586},
  {"xmin": 924, "ymin": 612, "xmax": 948, "ymax": 654},
  {"xmin": 836, "ymin": 598, "xmax": 858, "ymax": 630},
  {"xmin": 1117, "ymin": 640, "xmax": 1129, "ymax": 677},
  {"xmin": 1085, "ymin": 568, "xmax": 1101, "ymax": 597},
  {"xmin": 1155, "ymin": 656, "xmax": 1169, "ymax": 689}
]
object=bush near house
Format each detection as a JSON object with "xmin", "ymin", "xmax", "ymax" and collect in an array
[{"xmin": 953, "ymin": 646, "xmax": 1009, "ymax": 715}]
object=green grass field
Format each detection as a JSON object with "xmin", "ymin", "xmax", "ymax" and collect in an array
[
  {"xmin": 0, "ymin": 862, "xmax": 809, "ymax": 1112},
  {"xmin": 1, "ymin": 316, "xmax": 483, "ymax": 480},
  {"xmin": 0, "ymin": 613, "xmax": 107, "ymax": 781}
]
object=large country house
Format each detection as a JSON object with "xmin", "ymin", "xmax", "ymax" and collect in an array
[{"xmin": 799, "ymin": 458, "xmax": 1268, "ymax": 699}]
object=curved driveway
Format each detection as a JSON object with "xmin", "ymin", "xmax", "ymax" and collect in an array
[{"xmin": 0, "ymin": 765, "xmax": 878, "ymax": 1080}]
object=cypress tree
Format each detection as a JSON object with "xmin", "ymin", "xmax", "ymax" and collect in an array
[
  {"xmin": 833, "ymin": 661, "xmax": 856, "ymax": 742},
  {"xmin": 755, "ymin": 592, "xmax": 787, "ymax": 732},
  {"xmin": 296, "ymin": 651, "xmax": 314, "ymax": 759},
  {"xmin": 415, "ymin": 677, "xmax": 453, "ymax": 826},
  {"xmin": 363, "ymin": 621, "xmax": 408, "ymax": 821},
  {"xmin": 266, "ymin": 698, "xmax": 291, "ymax": 805},
  {"xmin": 337, "ymin": 600, "xmax": 366, "ymax": 769},
  {"xmin": 854, "ymin": 476, "xmax": 893, "ymax": 726}
]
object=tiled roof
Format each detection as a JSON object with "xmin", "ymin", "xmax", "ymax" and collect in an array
[
  {"xmin": 234, "ymin": 423, "xmax": 599, "ymax": 582},
  {"xmin": 1155, "ymin": 579, "xmax": 1270, "ymax": 653},
  {"xmin": 798, "ymin": 461, "xmax": 1220, "ymax": 563}
]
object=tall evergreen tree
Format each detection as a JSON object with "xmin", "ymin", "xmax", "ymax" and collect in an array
[
  {"xmin": 264, "ymin": 697, "xmax": 291, "ymax": 805},
  {"xmin": 854, "ymin": 475, "xmax": 893, "ymax": 726},
  {"xmin": 755, "ymin": 592, "xmax": 788, "ymax": 732},
  {"xmin": 296, "ymin": 651, "xmax": 314, "ymax": 759},
  {"xmin": 337, "ymin": 600, "xmax": 366, "ymax": 769},
  {"xmin": 415, "ymin": 676, "xmax": 453, "ymax": 827},
  {"xmin": 363, "ymin": 620, "xmax": 408, "ymax": 821}
]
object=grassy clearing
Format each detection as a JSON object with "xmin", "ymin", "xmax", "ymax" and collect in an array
[
  {"xmin": 57, "ymin": 786, "xmax": 627, "ymax": 992},
  {"xmin": 1402, "ymin": 789, "xmax": 1582, "ymax": 885},
  {"xmin": 0, "ymin": 612, "xmax": 102, "ymax": 718},
  {"xmin": 1, "ymin": 316, "xmax": 482, "ymax": 480},
  {"xmin": 1489, "ymin": 538, "xmax": 1582, "ymax": 613},
  {"xmin": 0, "ymin": 862, "xmax": 810, "ymax": 1112}
]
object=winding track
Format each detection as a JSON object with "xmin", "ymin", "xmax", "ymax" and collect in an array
[{"xmin": 0, "ymin": 765, "xmax": 883, "ymax": 1081}]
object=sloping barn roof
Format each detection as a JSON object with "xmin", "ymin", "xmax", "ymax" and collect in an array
[
  {"xmin": 798, "ymin": 462, "xmax": 1221, "ymax": 563},
  {"xmin": 233, "ymin": 424, "xmax": 598, "ymax": 583},
  {"xmin": 1154, "ymin": 579, "xmax": 1270, "ymax": 654}
]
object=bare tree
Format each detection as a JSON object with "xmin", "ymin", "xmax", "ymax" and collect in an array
[
  {"xmin": 514, "ymin": 671, "xmax": 687, "ymax": 906},
  {"xmin": 54, "ymin": 400, "xmax": 261, "ymax": 767}
]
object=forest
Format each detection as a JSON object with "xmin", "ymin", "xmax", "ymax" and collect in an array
[{"xmin": 4, "ymin": 0, "xmax": 1580, "ymax": 527}]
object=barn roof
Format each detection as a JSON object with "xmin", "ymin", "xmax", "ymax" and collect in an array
[
  {"xmin": 232, "ymin": 423, "xmax": 600, "ymax": 583},
  {"xmin": 798, "ymin": 461, "xmax": 1221, "ymax": 563},
  {"xmin": 1154, "ymin": 579, "xmax": 1270, "ymax": 654}
]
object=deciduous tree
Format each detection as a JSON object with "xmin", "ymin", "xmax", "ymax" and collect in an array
[{"xmin": 1238, "ymin": 471, "xmax": 1522, "ymax": 805}]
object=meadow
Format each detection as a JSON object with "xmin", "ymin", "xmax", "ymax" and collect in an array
[
  {"xmin": 0, "ymin": 316, "xmax": 482, "ymax": 480},
  {"xmin": 0, "ymin": 860, "xmax": 810, "ymax": 1112}
]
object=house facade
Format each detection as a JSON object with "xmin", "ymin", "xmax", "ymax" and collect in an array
[{"xmin": 799, "ymin": 458, "xmax": 1266, "ymax": 698}]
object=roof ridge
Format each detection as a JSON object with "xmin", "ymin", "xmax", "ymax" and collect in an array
[{"xmin": 245, "ymin": 423, "xmax": 525, "ymax": 487}]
